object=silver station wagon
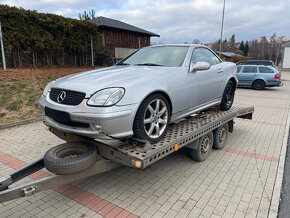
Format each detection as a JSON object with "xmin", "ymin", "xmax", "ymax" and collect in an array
[
  {"xmin": 39, "ymin": 44, "xmax": 238, "ymax": 143},
  {"xmin": 237, "ymin": 65, "xmax": 282, "ymax": 90}
]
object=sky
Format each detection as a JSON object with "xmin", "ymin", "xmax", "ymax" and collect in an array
[{"xmin": 1, "ymin": 0, "xmax": 290, "ymax": 44}]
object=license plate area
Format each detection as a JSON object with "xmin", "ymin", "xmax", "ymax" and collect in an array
[{"xmin": 45, "ymin": 107, "xmax": 70, "ymax": 123}]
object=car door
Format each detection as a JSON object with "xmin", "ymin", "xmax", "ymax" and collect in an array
[
  {"xmin": 258, "ymin": 66, "xmax": 274, "ymax": 84},
  {"xmin": 188, "ymin": 47, "xmax": 225, "ymax": 107},
  {"xmin": 236, "ymin": 66, "xmax": 243, "ymax": 85},
  {"xmin": 238, "ymin": 66, "xmax": 257, "ymax": 86}
]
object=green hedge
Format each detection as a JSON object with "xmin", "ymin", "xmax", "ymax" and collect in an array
[{"xmin": 0, "ymin": 5, "xmax": 101, "ymax": 67}]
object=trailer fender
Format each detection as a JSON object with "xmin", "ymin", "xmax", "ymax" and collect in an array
[{"xmin": 185, "ymin": 139, "xmax": 199, "ymax": 150}]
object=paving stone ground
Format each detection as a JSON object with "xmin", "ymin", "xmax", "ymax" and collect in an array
[{"xmin": 0, "ymin": 80, "xmax": 289, "ymax": 218}]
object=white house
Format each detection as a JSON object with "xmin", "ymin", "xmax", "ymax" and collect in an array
[{"xmin": 281, "ymin": 42, "xmax": 290, "ymax": 71}]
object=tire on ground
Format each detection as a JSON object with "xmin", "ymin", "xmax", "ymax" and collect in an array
[
  {"xmin": 213, "ymin": 123, "xmax": 228, "ymax": 149},
  {"xmin": 44, "ymin": 142, "xmax": 97, "ymax": 175},
  {"xmin": 252, "ymin": 79, "xmax": 266, "ymax": 90},
  {"xmin": 190, "ymin": 131, "xmax": 213, "ymax": 162}
]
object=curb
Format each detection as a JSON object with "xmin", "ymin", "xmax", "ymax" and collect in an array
[
  {"xmin": 268, "ymin": 103, "xmax": 290, "ymax": 217},
  {"xmin": 0, "ymin": 116, "xmax": 44, "ymax": 130}
]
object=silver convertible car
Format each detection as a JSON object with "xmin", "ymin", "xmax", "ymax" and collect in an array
[{"xmin": 39, "ymin": 44, "xmax": 238, "ymax": 143}]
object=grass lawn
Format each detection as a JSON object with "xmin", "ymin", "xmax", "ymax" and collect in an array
[{"xmin": 0, "ymin": 67, "xmax": 95, "ymax": 125}]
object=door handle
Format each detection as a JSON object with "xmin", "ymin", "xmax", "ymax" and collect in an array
[{"xmin": 217, "ymin": 69, "xmax": 223, "ymax": 73}]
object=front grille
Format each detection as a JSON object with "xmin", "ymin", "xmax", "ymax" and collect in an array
[{"xmin": 50, "ymin": 88, "xmax": 86, "ymax": 106}]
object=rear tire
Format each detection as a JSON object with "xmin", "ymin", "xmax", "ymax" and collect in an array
[
  {"xmin": 190, "ymin": 132, "xmax": 213, "ymax": 162},
  {"xmin": 44, "ymin": 143, "xmax": 97, "ymax": 175},
  {"xmin": 133, "ymin": 93, "xmax": 171, "ymax": 144},
  {"xmin": 252, "ymin": 79, "xmax": 265, "ymax": 90},
  {"xmin": 220, "ymin": 80, "xmax": 235, "ymax": 111}
]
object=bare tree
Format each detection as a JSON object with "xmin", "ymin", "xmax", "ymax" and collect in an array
[
  {"xmin": 89, "ymin": 10, "xmax": 96, "ymax": 19},
  {"xmin": 192, "ymin": 39, "xmax": 201, "ymax": 44},
  {"xmin": 229, "ymin": 34, "xmax": 236, "ymax": 52}
]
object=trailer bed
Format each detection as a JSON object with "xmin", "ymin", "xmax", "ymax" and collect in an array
[{"xmin": 0, "ymin": 105, "xmax": 254, "ymax": 202}]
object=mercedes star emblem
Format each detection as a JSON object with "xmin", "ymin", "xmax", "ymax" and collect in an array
[{"xmin": 57, "ymin": 91, "xmax": 66, "ymax": 103}]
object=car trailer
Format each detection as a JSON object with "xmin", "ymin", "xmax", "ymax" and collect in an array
[{"xmin": 0, "ymin": 106, "xmax": 254, "ymax": 203}]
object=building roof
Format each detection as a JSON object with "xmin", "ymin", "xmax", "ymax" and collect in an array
[
  {"xmin": 214, "ymin": 51, "xmax": 243, "ymax": 58},
  {"xmin": 281, "ymin": 42, "xmax": 290, "ymax": 47},
  {"xmin": 89, "ymin": 16, "xmax": 160, "ymax": 37}
]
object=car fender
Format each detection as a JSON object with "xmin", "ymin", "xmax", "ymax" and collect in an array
[
  {"xmin": 116, "ymin": 68, "xmax": 188, "ymax": 114},
  {"xmin": 221, "ymin": 62, "xmax": 238, "ymax": 90},
  {"xmin": 116, "ymin": 79, "xmax": 173, "ymax": 108}
]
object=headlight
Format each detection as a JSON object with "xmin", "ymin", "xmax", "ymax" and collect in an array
[
  {"xmin": 43, "ymin": 81, "xmax": 55, "ymax": 97},
  {"xmin": 87, "ymin": 88, "xmax": 125, "ymax": 106}
]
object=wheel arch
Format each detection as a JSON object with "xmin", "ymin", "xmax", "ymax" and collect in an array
[
  {"xmin": 229, "ymin": 77, "xmax": 237, "ymax": 89},
  {"xmin": 251, "ymin": 78, "xmax": 266, "ymax": 87},
  {"xmin": 139, "ymin": 90, "xmax": 173, "ymax": 115}
]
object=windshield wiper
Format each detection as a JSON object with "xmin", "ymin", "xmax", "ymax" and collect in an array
[
  {"xmin": 135, "ymin": 63, "xmax": 164, "ymax": 66},
  {"xmin": 117, "ymin": 63, "xmax": 130, "ymax": 65}
]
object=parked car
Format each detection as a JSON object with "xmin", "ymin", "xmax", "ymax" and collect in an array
[
  {"xmin": 237, "ymin": 60, "xmax": 275, "ymax": 67},
  {"xmin": 39, "ymin": 44, "xmax": 238, "ymax": 143},
  {"xmin": 237, "ymin": 65, "xmax": 282, "ymax": 90}
]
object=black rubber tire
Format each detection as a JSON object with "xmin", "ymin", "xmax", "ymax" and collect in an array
[
  {"xmin": 133, "ymin": 93, "xmax": 171, "ymax": 144},
  {"xmin": 213, "ymin": 124, "xmax": 228, "ymax": 149},
  {"xmin": 252, "ymin": 79, "xmax": 266, "ymax": 90},
  {"xmin": 44, "ymin": 143, "xmax": 97, "ymax": 175},
  {"xmin": 220, "ymin": 80, "xmax": 235, "ymax": 111},
  {"xmin": 190, "ymin": 132, "xmax": 213, "ymax": 162}
]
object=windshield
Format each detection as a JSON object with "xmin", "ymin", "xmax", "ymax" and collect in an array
[{"xmin": 117, "ymin": 46, "xmax": 189, "ymax": 67}]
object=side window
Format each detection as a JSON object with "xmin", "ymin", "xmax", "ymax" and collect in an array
[
  {"xmin": 191, "ymin": 48, "xmax": 220, "ymax": 66},
  {"xmin": 259, "ymin": 67, "xmax": 274, "ymax": 73},
  {"xmin": 243, "ymin": 66, "xmax": 257, "ymax": 73},
  {"xmin": 237, "ymin": 66, "xmax": 242, "ymax": 73}
]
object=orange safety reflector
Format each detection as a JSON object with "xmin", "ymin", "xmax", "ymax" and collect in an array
[
  {"xmin": 174, "ymin": 144, "xmax": 179, "ymax": 151},
  {"xmin": 135, "ymin": 160, "xmax": 142, "ymax": 168},
  {"xmin": 46, "ymin": 127, "xmax": 51, "ymax": 131}
]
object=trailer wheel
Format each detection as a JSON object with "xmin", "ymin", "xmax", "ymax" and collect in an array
[
  {"xmin": 190, "ymin": 132, "xmax": 213, "ymax": 162},
  {"xmin": 213, "ymin": 124, "xmax": 228, "ymax": 149},
  {"xmin": 44, "ymin": 143, "xmax": 97, "ymax": 175}
]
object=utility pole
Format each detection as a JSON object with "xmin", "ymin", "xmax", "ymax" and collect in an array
[
  {"xmin": 91, "ymin": 36, "xmax": 94, "ymax": 68},
  {"xmin": 0, "ymin": 21, "xmax": 6, "ymax": 71},
  {"xmin": 219, "ymin": 0, "xmax": 226, "ymax": 55}
]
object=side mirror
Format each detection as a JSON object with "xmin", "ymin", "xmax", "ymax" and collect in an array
[{"xmin": 191, "ymin": 62, "xmax": 210, "ymax": 72}]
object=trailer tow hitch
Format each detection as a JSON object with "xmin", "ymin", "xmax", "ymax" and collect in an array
[
  {"xmin": 0, "ymin": 158, "xmax": 44, "ymax": 192},
  {"xmin": 0, "ymin": 175, "xmax": 12, "ymax": 191}
]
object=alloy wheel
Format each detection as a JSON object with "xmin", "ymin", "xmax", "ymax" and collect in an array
[{"xmin": 144, "ymin": 99, "xmax": 168, "ymax": 138}]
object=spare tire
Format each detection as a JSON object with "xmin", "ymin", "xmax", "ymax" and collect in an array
[{"xmin": 44, "ymin": 142, "xmax": 97, "ymax": 175}]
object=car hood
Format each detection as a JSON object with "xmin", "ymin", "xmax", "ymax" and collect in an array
[{"xmin": 52, "ymin": 66, "xmax": 178, "ymax": 97}]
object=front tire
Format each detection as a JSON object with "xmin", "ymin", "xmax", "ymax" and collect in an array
[
  {"xmin": 220, "ymin": 80, "xmax": 235, "ymax": 111},
  {"xmin": 133, "ymin": 93, "xmax": 171, "ymax": 143}
]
